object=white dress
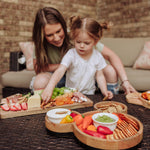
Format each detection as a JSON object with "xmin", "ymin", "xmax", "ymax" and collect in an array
[{"xmin": 61, "ymin": 48, "xmax": 107, "ymax": 94}]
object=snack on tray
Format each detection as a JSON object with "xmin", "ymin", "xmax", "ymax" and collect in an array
[
  {"xmin": 1, "ymin": 93, "xmax": 30, "ymax": 111},
  {"xmin": 141, "ymin": 90, "xmax": 150, "ymax": 100},
  {"xmin": 1, "ymin": 87, "xmax": 88, "ymax": 111},
  {"xmin": 28, "ymin": 94, "xmax": 41, "ymax": 109},
  {"xmin": 94, "ymin": 102, "xmax": 126, "ymax": 113},
  {"xmin": 75, "ymin": 113, "xmax": 139, "ymax": 140},
  {"xmin": 41, "ymin": 89, "xmax": 88, "ymax": 109}
]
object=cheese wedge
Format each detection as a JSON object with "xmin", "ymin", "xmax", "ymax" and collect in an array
[{"xmin": 27, "ymin": 94, "xmax": 41, "ymax": 109}]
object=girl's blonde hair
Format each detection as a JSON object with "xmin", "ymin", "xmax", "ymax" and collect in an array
[{"xmin": 69, "ymin": 16, "xmax": 110, "ymax": 41}]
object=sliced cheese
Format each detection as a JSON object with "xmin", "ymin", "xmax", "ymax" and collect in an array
[{"xmin": 27, "ymin": 94, "xmax": 41, "ymax": 109}]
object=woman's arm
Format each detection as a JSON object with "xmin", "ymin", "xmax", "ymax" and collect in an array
[
  {"xmin": 33, "ymin": 58, "xmax": 59, "ymax": 72},
  {"xmin": 101, "ymin": 46, "xmax": 136, "ymax": 94},
  {"xmin": 41, "ymin": 64, "xmax": 67, "ymax": 103}
]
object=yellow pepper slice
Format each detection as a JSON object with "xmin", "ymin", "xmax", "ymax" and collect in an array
[{"xmin": 60, "ymin": 115, "xmax": 73, "ymax": 124}]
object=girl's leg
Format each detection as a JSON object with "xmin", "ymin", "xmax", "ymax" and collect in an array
[{"xmin": 103, "ymin": 65, "xmax": 119, "ymax": 94}]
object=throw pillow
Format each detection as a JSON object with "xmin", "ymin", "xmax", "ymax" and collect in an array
[
  {"xmin": 133, "ymin": 41, "xmax": 150, "ymax": 69},
  {"xmin": 19, "ymin": 42, "xmax": 34, "ymax": 70}
]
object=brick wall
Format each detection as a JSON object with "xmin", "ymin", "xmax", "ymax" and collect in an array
[{"xmin": 0, "ymin": 0, "xmax": 150, "ymax": 75}]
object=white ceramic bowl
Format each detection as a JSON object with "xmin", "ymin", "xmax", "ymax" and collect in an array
[
  {"xmin": 92, "ymin": 112, "xmax": 119, "ymax": 131},
  {"xmin": 46, "ymin": 108, "xmax": 71, "ymax": 124}
]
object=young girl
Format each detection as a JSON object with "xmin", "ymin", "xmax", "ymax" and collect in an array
[{"xmin": 41, "ymin": 16, "xmax": 113, "ymax": 103}]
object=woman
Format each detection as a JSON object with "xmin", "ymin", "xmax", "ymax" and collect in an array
[{"xmin": 31, "ymin": 7, "xmax": 136, "ymax": 94}]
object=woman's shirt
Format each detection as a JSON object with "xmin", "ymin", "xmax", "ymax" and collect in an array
[
  {"xmin": 33, "ymin": 41, "xmax": 104, "ymax": 64},
  {"xmin": 61, "ymin": 48, "xmax": 107, "ymax": 94},
  {"xmin": 33, "ymin": 44, "xmax": 61, "ymax": 64},
  {"xmin": 47, "ymin": 45, "xmax": 62, "ymax": 64}
]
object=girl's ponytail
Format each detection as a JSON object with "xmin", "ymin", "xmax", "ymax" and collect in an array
[
  {"xmin": 98, "ymin": 21, "xmax": 113, "ymax": 38},
  {"xmin": 100, "ymin": 22, "xmax": 113, "ymax": 30},
  {"xmin": 69, "ymin": 16, "xmax": 81, "ymax": 30}
]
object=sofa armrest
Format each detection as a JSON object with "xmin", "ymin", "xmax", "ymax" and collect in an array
[{"xmin": 10, "ymin": 51, "xmax": 26, "ymax": 71}]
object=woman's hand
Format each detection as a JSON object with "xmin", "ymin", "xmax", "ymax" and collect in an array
[{"xmin": 121, "ymin": 80, "xmax": 137, "ymax": 95}]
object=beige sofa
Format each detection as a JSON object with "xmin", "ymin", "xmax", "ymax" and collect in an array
[
  {"xmin": 1, "ymin": 38, "xmax": 150, "ymax": 97},
  {"xmin": 101, "ymin": 37, "xmax": 150, "ymax": 91}
]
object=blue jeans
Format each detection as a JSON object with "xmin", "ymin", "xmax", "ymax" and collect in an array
[
  {"xmin": 95, "ymin": 82, "xmax": 119, "ymax": 94},
  {"xmin": 107, "ymin": 82, "xmax": 119, "ymax": 94}
]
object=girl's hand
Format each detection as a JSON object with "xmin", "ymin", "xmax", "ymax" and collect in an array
[
  {"xmin": 103, "ymin": 91, "xmax": 113, "ymax": 100},
  {"xmin": 41, "ymin": 87, "xmax": 53, "ymax": 104}
]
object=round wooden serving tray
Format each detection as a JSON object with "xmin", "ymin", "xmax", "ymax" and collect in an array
[
  {"xmin": 94, "ymin": 101, "xmax": 128, "ymax": 113},
  {"xmin": 73, "ymin": 111, "xmax": 143, "ymax": 150},
  {"xmin": 45, "ymin": 110, "xmax": 143, "ymax": 149},
  {"xmin": 45, "ymin": 111, "xmax": 79, "ymax": 133}
]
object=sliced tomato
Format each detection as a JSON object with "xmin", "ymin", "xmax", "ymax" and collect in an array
[
  {"xmin": 1, "ymin": 104, "xmax": 10, "ymax": 111},
  {"xmin": 10, "ymin": 104, "xmax": 18, "ymax": 111},
  {"xmin": 21, "ymin": 102, "xmax": 28, "ymax": 110},
  {"xmin": 14, "ymin": 103, "xmax": 22, "ymax": 111}
]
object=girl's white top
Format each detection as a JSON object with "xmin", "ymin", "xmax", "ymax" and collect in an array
[{"xmin": 61, "ymin": 48, "xmax": 107, "ymax": 94}]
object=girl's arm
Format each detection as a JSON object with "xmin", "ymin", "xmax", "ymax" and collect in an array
[
  {"xmin": 96, "ymin": 70, "xmax": 113, "ymax": 99},
  {"xmin": 101, "ymin": 46, "xmax": 136, "ymax": 94},
  {"xmin": 41, "ymin": 64, "xmax": 67, "ymax": 103}
]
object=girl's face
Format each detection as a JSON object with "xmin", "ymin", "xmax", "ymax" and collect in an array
[
  {"xmin": 74, "ymin": 31, "xmax": 97, "ymax": 58},
  {"xmin": 44, "ymin": 23, "xmax": 65, "ymax": 47}
]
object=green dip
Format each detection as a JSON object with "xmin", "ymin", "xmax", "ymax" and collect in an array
[{"xmin": 95, "ymin": 115, "xmax": 115, "ymax": 123}]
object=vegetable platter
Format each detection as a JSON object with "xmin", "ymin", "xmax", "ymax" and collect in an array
[{"xmin": 45, "ymin": 109, "xmax": 143, "ymax": 150}]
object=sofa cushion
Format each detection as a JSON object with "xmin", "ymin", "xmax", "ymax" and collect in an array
[
  {"xmin": 133, "ymin": 41, "xmax": 150, "ymax": 69},
  {"xmin": 125, "ymin": 67, "xmax": 150, "ymax": 91},
  {"xmin": 1, "ymin": 69, "xmax": 36, "ymax": 88},
  {"xmin": 101, "ymin": 38, "xmax": 150, "ymax": 67},
  {"xmin": 19, "ymin": 42, "xmax": 34, "ymax": 71}
]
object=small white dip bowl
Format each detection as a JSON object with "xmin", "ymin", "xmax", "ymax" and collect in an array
[
  {"xmin": 46, "ymin": 108, "xmax": 71, "ymax": 124},
  {"xmin": 92, "ymin": 112, "xmax": 119, "ymax": 131}
]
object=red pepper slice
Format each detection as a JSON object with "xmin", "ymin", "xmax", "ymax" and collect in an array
[
  {"xmin": 70, "ymin": 112, "xmax": 77, "ymax": 118},
  {"xmin": 84, "ymin": 130, "xmax": 106, "ymax": 139},
  {"xmin": 97, "ymin": 125, "xmax": 113, "ymax": 135}
]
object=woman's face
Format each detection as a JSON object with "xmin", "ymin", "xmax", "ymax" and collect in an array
[{"xmin": 44, "ymin": 23, "xmax": 65, "ymax": 47}]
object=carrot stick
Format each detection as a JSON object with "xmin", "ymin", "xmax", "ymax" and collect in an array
[{"xmin": 82, "ymin": 115, "xmax": 93, "ymax": 130}]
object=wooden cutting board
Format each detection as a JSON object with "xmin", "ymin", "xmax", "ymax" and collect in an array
[
  {"xmin": 0, "ymin": 95, "xmax": 93, "ymax": 119},
  {"xmin": 126, "ymin": 92, "xmax": 150, "ymax": 109}
]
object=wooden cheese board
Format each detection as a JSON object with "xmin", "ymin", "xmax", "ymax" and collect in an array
[
  {"xmin": 0, "ymin": 94, "xmax": 93, "ymax": 119},
  {"xmin": 45, "ymin": 110, "xmax": 143, "ymax": 149},
  {"xmin": 126, "ymin": 92, "xmax": 150, "ymax": 109}
]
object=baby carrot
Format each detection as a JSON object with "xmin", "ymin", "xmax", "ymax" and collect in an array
[
  {"xmin": 82, "ymin": 115, "xmax": 93, "ymax": 130},
  {"xmin": 73, "ymin": 114, "xmax": 84, "ymax": 126}
]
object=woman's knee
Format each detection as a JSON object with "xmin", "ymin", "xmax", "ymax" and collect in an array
[
  {"xmin": 33, "ymin": 73, "xmax": 51, "ymax": 89},
  {"xmin": 103, "ymin": 65, "xmax": 118, "ymax": 83}
]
